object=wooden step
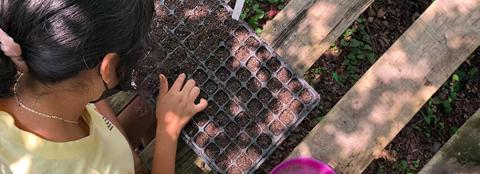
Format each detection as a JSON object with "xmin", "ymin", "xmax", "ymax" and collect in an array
[
  {"xmin": 419, "ymin": 109, "xmax": 480, "ymax": 174},
  {"xmin": 287, "ymin": 0, "xmax": 480, "ymax": 173}
]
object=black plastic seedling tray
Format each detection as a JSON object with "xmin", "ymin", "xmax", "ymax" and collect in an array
[{"xmin": 133, "ymin": 0, "xmax": 320, "ymax": 173}]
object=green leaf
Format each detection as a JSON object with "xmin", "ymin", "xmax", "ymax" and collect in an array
[
  {"xmin": 357, "ymin": 53, "xmax": 366, "ymax": 60},
  {"xmin": 401, "ymin": 160, "xmax": 409, "ymax": 170},
  {"xmin": 363, "ymin": 44, "xmax": 373, "ymax": 51},
  {"xmin": 332, "ymin": 72, "xmax": 345, "ymax": 85},
  {"xmin": 343, "ymin": 29, "xmax": 354, "ymax": 38},
  {"xmin": 255, "ymin": 27, "xmax": 262, "ymax": 34},
  {"xmin": 424, "ymin": 114, "xmax": 432, "ymax": 125},
  {"xmin": 347, "ymin": 53, "xmax": 356, "ymax": 60},
  {"xmin": 340, "ymin": 39, "xmax": 349, "ymax": 47},
  {"xmin": 452, "ymin": 74, "xmax": 460, "ymax": 82},
  {"xmin": 349, "ymin": 39, "xmax": 362, "ymax": 48},
  {"xmin": 441, "ymin": 101, "xmax": 453, "ymax": 113},
  {"xmin": 367, "ymin": 52, "xmax": 376, "ymax": 64}
]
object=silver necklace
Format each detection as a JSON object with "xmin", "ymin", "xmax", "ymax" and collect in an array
[{"xmin": 13, "ymin": 73, "xmax": 80, "ymax": 124}]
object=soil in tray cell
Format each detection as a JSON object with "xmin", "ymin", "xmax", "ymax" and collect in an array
[
  {"xmin": 279, "ymin": 111, "xmax": 295, "ymax": 127},
  {"xmin": 246, "ymin": 77, "xmax": 261, "ymax": 92},
  {"xmin": 214, "ymin": 90, "xmax": 229, "ymax": 106},
  {"xmin": 277, "ymin": 67, "xmax": 292, "ymax": 83},
  {"xmin": 226, "ymin": 56, "xmax": 241, "ymax": 72},
  {"xmin": 236, "ymin": 67, "xmax": 252, "ymax": 82},
  {"xmin": 236, "ymin": 154, "xmax": 253, "ymax": 172},
  {"xmin": 257, "ymin": 109, "xmax": 275, "ymax": 125},
  {"xmin": 173, "ymin": 24, "xmax": 191, "ymax": 40},
  {"xmin": 215, "ymin": 67, "xmax": 231, "ymax": 82},
  {"xmin": 287, "ymin": 99, "xmax": 304, "ymax": 115},
  {"xmin": 267, "ymin": 78, "xmax": 283, "ymax": 94},
  {"xmin": 183, "ymin": 121, "xmax": 199, "ymax": 137},
  {"xmin": 225, "ymin": 144, "xmax": 242, "ymax": 160},
  {"xmin": 256, "ymin": 46, "xmax": 271, "ymax": 61},
  {"xmin": 256, "ymin": 134, "xmax": 273, "ymax": 150},
  {"xmin": 246, "ymin": 144, "xmax": 263, "ymax": 162},
  {"xmin": 205, "ymin": 143, "xmax": 221, "ymax": 159},
  {"xmin": 287, "ymin": 78, "xmax": 303, "ymax": 94},
  {"xmin": 201, "ymin": 102, "xmax": 217, "ymax": 118},
  {"xmin": 299, "ymin": 89, "xmax": 314, "ymax": 104},
  {"xmin": 205, "ymin": 122, "xmax": 220, "ymax": 137},
  {"xmin": 214, "ymin": 111, "xmax": 230, "ymax": 126},
  {"xmin": 234, "ymin": 26, "xmax": 249, "ymax": 42},
  {"xmin": 247, "ymin": 99, "xmax": 263, "ymax": 115},
  {"xmin": 256, "ymin": 67, "xmax": 271, "ymax": 82},
  {"xmin": 245, "ymin": 36, "xmax": 260, "ymax": 51},
  {"xmin": 193, "ymin": 113, "xmax": 209, "ymax": 127},
  {"xmin": 234, "ymin": 111, "xmax": 251, "ymax": 127},
  {"xmin": 225, "ymin": 100, "xmax": 240, "ymax": 116},
  {"xmin": 237, "ymin": 88, "xmax": 252, "ymax": 103},
  {"xmin": 227, "ymin": 166, "xmax": 242, "ymax": 174},
  {"xmin": 216, "ymin": 153, "xmax": 231, "ymax": 171},
  {"xmin": 226, "ymin": 36, "xmax": 241, "ymax": 53},
  {"xmin": 235, "ymin": 46, "xmax": 251, "ymax": 62},
  {"xmin": 257, "ymin": 88, "xmax": 273, "ymax": 103},
  {"xmin": 225, "ymin": 122, "xmax": 241, "ymax": 137},
  {"xmin": 269, "ymin": 120, "xmax": 286, "ymax": 136},
  {"xmin": 215, "ymin": 132, "xmax": 231, "ymax": 148},
  {"xmin": 227, "ymin": 78, "xmax": 242, "ymax": 93},
  {"xmin": 194, "ymin": 132, "xmax": 210, "ymax": 148},
  {"xmin": 214, "ymin": 46, "xmax": 230, "ymax": 62},
  {"xmin": 205, "ymin": 56, "xmax": 221, "ymax": 71},
  {"xmin": 246, "ymin": 56, "xmax": 261, "ymax": 72},
  {"xmin": 268, "ymin": 99, "xmax": 283, "ymax": 114},
  {"xmin": 246, "ymin": 123, "xmax": 262, "ymax": 139},
  {"xmin": 203, "ymin": 80, "xmax": 219, "ymax": 95},
  {"xmin": 278, "ymin": 88, "xmax": 293, "ymax": 104},
  {"xmin": 266, "ymin": 56, "xmax": 281, "ymax": 72},
  {"xmin": 236, "ymin": 132, "xmax": 251, "ymax": 149}
]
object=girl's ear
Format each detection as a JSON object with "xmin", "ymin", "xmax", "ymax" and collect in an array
[{"xmin": 100, "ymin": 53, "xmax": 121, "ymax": 88}]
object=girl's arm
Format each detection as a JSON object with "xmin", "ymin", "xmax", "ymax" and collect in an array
[
  {"xmin": 94, "ymin": 100, "xmax": 150, "ymax": 174},
  {"xmin": 151, "ymin": 74, "xmax": 207, "ymax": 174}
]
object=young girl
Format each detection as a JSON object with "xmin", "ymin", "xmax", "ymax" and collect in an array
[{"xmin": 0, "ymin": 0, "xmax": 207, "ymax": 173}]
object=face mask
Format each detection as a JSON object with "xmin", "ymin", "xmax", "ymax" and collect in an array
[{"xmin": 89, "ymin": 66, "xmax": 122, "ymax": 103}]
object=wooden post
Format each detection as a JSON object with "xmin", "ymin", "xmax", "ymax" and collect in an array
[
  {"xmin": 261, "ymin": 0, "xmax": 375, "ymax": 75},
  {"xmin": 287, "ymin": 0, "xmax": 480, "ymax": 173},
  {"xmin": 419, "ymin": 109, "xmax": 480, "ymax": 174}
]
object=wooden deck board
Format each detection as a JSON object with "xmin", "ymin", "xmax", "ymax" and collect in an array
[
  {"xmin": 287, "ymin": 0, "xmax": 480, "ymax": 173},
  {"xmin": 419, "ymin": 109, "xmax": 480, "ymax": 174},
  {"xmin": 261, "ymin": 0, "xmax": 374, "ymax": 75}
]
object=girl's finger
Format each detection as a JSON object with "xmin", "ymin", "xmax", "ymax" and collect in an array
[
  {"xmin": 193, "ymin": 98, "xmax": 208, "ymax": 113},
  {"xmin": 181, "ymin": 79, "xmax": 196, "ymax": 94},
  {"xmin": 158, "ymin": 74, "xmax": 169, "ymax": 98},
  {"xmin": 171, "ymin": 73, "xmax": 186, "ymax": 92},
  {"xmin": 188, "ymin": 87, "xmax": 200, "ymax": 102}
]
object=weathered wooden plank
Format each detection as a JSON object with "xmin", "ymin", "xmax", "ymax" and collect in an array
[
  {"xmin": 419, "ymin": 109, "xmax": 480, "ymax": 174},
  {"xmin": 288, "ymin": 0, "xmax": 480, "ymax": 173},
  {"xmin": 106, "ymin": 91, "xmax": 137, "ymax": 114},
  {"xmin": 139, "ymin": 139, "xmax": 210, "ymax": 173},
  {"xmin": 261, "ymin": 0, "xmax": 375, "ymax": 75}
]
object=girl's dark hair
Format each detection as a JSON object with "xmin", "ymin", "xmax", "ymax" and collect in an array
[{"xmin": 0, "ymin": 0, "xmax": 153, "ymax": 98}]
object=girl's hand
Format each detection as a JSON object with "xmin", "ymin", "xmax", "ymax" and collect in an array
[{"xmin": 155, "ymin": 73, "xmax": 208, "ymax": 138}]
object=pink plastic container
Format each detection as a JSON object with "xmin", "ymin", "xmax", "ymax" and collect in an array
[{"xmin": 270, "ymin": 157, "xmax": 335, "ymax": 174}]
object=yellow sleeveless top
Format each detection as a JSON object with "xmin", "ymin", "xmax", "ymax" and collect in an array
[{"xmin": 0, "ymin": 104, "xmax": 134, "ymax": 174}]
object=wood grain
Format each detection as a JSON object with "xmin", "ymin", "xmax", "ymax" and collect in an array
[
  {"xmin": 288, "ymin": 0, "xmax": 480, "ymax": 173},
  {"xmin": 419, "ymin": 109, "xmax": 480, "ymax": 174},
  {"xmin": 261, "ymin": 0, "xmax": 375, "ymax": 75}
]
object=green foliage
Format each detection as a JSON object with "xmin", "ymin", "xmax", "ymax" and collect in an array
[
  {"xmin": 241, "ymin": 0, "xmax": 286, "ymax": 34},
  {"xmin": 333, "ymin": 16, "xmax": 377, "ymax": 86}
]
